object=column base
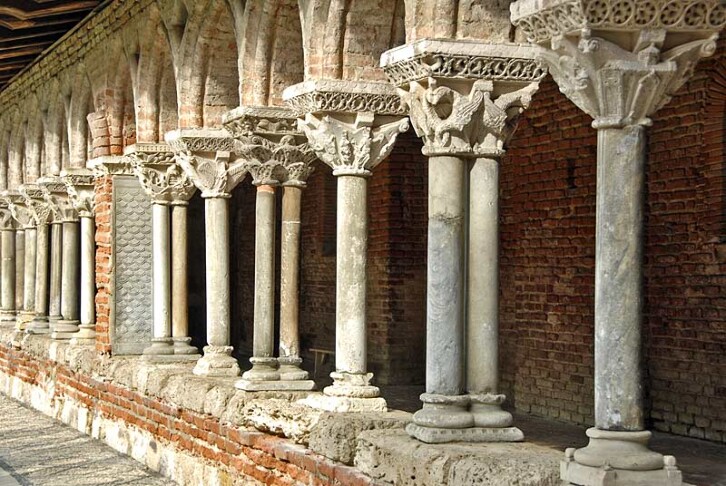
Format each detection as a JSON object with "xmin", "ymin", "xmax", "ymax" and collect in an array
[
  {"xmin": 25, "ymin": 316, "xmax": 50, "ymax": 334},
  {"xmin": 299, "ymin": 393, "xmax": 387, "ymax": 413},
  {"xmin": 241, "ymin": 357, "xmax": 281, "ymax": 381},
  {"xmin": 16, "ymin": 311, "xmax": 35, "ymax": 330},
  {"xmin": 50, "ymin": 320, "xmax": 80, "ymax": 340},
  {"xmin": 173, "ymin": 337, "xmax": 199, "ymax": 355},
  {"xmin": 469, "ymin": 393, "xmax": 516, "ymax": 428},
  {"xmin": 406, "ymin": 423, "xmax": 524, "ymax": 444},
  {"xmin": 143, "ymin": 338, "xmax": 175, "ymax": 356},
  {"xmin": 192, "ymin": 346, "xmax": 241, "ymax": 377},
  {"xmin": 412, "ymin": 393, "xmax": 474, "ymax": 429},
  {"xmin": 278, "ymin": 357, "xmax": 311, "ymax": 381},
  {"xmin": 70, "ymin": 324, "xmax": 96, "ymax": 346},
  {"xmin": 0, "ymin": 310, "xmax": 16, "ymax": 323},
  {"xmin": 562, "ymin": 438, "xmax": 682, "ymax": 485}
]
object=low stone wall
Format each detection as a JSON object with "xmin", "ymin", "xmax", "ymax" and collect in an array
[{"xmin": 0, "ymin": 326, "xmax": 561, "ymax": 485}]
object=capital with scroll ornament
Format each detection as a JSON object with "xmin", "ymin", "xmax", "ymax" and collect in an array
[
  {"xmin": 165, "ymin": 129, "xmax": 248, "ymax": 198},
  {"xmin": 19, "ymin": 185, "xmax": 52, "ymax": 226},
  {"xmin": 37, "ymin": 177, "xmax": 74, "ymax": 223},
  {"xmin": 124, "ymin": 143, "xmax": 197, "ymax": 204},
  {"xmin": 61, "ymin": 168, "xmax": 95, "ymax": 218},
  {"xmin": 2, "ymin": 191, "xmax": 35, "ymax": 229},
  {"xmin": 0, "ymin": 203, "xmax": 15, "ymax": 231}
]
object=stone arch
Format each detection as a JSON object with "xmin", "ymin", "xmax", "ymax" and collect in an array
[
  {"xmin": 23, "ymin": 94, "xmax": 44, "ymax": 182},
  {"xmin": 403, "ymin": 0, "xmax": 512, "ymax": 42},
  {"xmin": 38, "ymin": 78, "xmax": 64, "ymax": 176},
  {"xmin": 61, "ymin": 65, "xmax": 93, "ymax": 168},
  {"xmin": 239, "ymin": 0, "xmax": 305, "ymax": 107},
  {"xmin": 0, "ymin": 121, "xmax": 11, "ymax": 190},
  {"xmin": 165, "ymin": 0, "xmax": 240, "ymax": 128},
  {"xmin": 7, "ymin": 110, "xmax": 25, "ymax": 186}
]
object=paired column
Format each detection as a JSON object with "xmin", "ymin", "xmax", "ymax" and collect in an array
[
  {"xmin": 21, "ymin": 185, "xmax": 52, "ymax": 334},
  {"xmin": 284, "ymin": 80, "xmax": 408, "ymax": 411},
  {"xmin": 39, "ymin": 178, "xmax": 68, "ymax": 328},
  {"xmin": 126, "ymin": 143, "xmax": 198, "ymax": 361},
  {"xmin": 167, "ymin": 129, "xmax": 247, "ymax": 376},
  {"xmin": 4, "ymin": 193, "xmax": 35, "ymax": 332},
  {"xmin": 0, "ymin": 204, "xmax": 16, "ymax": 323},
  {"xmin": 224, "ymin": 106, "xmax": 317, "ymax": 391},
  {"xmin": 382, "ymin": 39, "xmax": 543, "ymax": 442},
  {"xmin": 510, "ymin": 2, "xmax": 722, "ymax": 484}
]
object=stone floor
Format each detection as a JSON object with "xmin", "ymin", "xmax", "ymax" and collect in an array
[
  {"xmin": 380, "ymin": 385, "xmax": 726, "ymax": 486},
  {"xmin": 0, "ymin": 394, "xmax": 176, "ymax": 486}
]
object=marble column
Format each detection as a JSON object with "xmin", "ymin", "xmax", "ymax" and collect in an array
[
  {"xmin": 22, "ymin": 186, "xmax": 52, "ymax": 334},
  {"xmin": 0, "ymin": 206, "xmax": 15, "ymax": 322},
  {"xmin": 126, "ymin": 143, "xmax": 199, "ymax": 361},
  {"xmin": 14, "ymin": 229, "xmax": 24, "ymax": 322},
  {"xmin": 70, "ymin": 213, "xmax": 96, "ymax": 345},
  {"xmin": 224, "ymin": 105, "xmax": 316, "ymax": 391},
  {"xmin": 52, "ymin": 219, "xmax": 80, "ymax": 339},
  {"xmin": 382, "ymin": 39, "xmax": 543, "ymax": 442},
  {"xmin": 166, "ymin": 130, "xmax": 247, "ymax": 376},
  {"xmin": 38, "ymin": 178, "xmax": 68, "ymax": 328},
  {"xmin": 510, "ymin": 2, "xmax": 722, "ymax": 483},
  {"xmin": 5, "ymin": 193, "xmax": 35, "ymax": 331},
  {"xmin": 284, "ymin": 80, "xmax": 408, "ymax": 411},
  {"xmin": 21, "ymin": 227, "xmax": 37, "ymax": 325}
]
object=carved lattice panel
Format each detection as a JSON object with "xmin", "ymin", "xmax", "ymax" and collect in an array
[{"xmin": 111, "ymin": 176, "xmax": 153, "ymax": 354}]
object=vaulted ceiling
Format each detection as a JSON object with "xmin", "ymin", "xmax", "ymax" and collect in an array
[{"xmin": 0, "ymin": 0, "xmax": 102, "ymax": 91}]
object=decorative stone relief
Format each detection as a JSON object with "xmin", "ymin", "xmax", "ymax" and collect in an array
[
  {"xmin": 0, "ymin": 205, "xmax": 15, "ymax": 230},
  {"xmin": 112, "ymin": 176, "xmax": 153, "ymax": 355},
  {"xmin": 223, "ymin": 106, "xmax": 317, "ymax": 186},
  {"xmin": 124, "ymin": 143, "xmax": 197, "ymax": 204},
  {"xmin": 536, "ymin": 29, "xmax": 719, "ymax": 127},
  {"xmin": 165, "ymin": 129, "xmax": 248, "ymax": 198},
  {"xmin": 38, "ymin": 178, "xmax": 75, "ymax": 223},
  {"xmin": 19, "ymin": 185, "xmax": 52, "ymax": 226},
  {"xmin": 511, "ymin": 0, "xmax": 726, "ymax": 45},
  {"xmin": 62, "ymin": 169, "xmax": 95, "ymax": 218},
  {"xmin": 284, "ymin": 80, "xmax": 407, "ymax": 117},
  {"xmin": 88, "ymin": 155, "xmax": 134, "ymax": 177},
  {"xmin": 381, "ymin": 40, "xmax": 543, "ymax": 158},
  {"xmin": 2, "ymin": 192, "xmax": 34, "ymax": 229}
]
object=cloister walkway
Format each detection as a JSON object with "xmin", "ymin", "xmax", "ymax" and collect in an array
[{"xmin": 0, "ymin": 394, "xmax": 176, "ymax": 486}]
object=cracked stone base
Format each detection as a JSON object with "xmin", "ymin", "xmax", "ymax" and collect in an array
[
  {"xmin": 0, "ymin": 311, "xmax": 16, "ymax": 323},
  {"xmin": 25, "ymin": 320, "xmax": 50, "ymax": 334},
  {"xmin": 192, "ymin": 346, "xmax": 241, "ymax": 377},
  {"xmin": 235, "ymin": 378, "xmax": 316, "ymax": 391},
  {"xmin": 51, "ymin": 320, "xmax": 80, "ymax": 340},
  {"xmin": 172, "ymin": 337, "xmax": 198, "ymax": 355},
  {"xmin": 561, "ymin": 453, "xmax": 683, "ymax": 486},
  {"xmin": 15, "ymin": 312, "xmax": 35, "ymax": 330},
  {"xmin": 406, "ymin": 423, "xmax": 525, "ymax": 444},
  {"xmin": 300, "ymin": 394, "xmax": 388, "ymax": 413}
]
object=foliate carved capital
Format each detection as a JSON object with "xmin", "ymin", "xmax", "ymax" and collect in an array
[
  {"xmin": 537, "ymin": 29, "xmax": 719, "ymax": 127},
  {"xmin": 124, "ymin": 143, "xmax": 197, "ymax": 204},
  {"xmin": 61, "ymin": 168, "xmax": 95, "ymax": 218},
  {"xmin": 0, "ymin": 205, "xmax": 14, "ymax": 231},
  {"xmin": 88, "ymin": 155, "xmax": 134, "ymax": 177},
  {"xmin": 19, "ymin": 184, "xmax": 52, "ymax": 226},
  {"xmin": 165, "ymin": 129, "xmax": 247, "ymax": 198},
  {"xmin": 511, "ymin": 0, "xmax": 726, "ymax": 45},
  {"xmin": 283, "ymin": 79, "xmax": 407, "ymax": 116},
  {"xmin": 382, "ymin": 40, "xmax": 543, "ymax": 158},
  {"xmin": 298, "ymin": 112, "xmax": 409, "ymax": 176},
  {"xmin": 38, "ymin": 177, "xmax": 72, "ymax": 223},
  {"xmin": 2, "ymin": 192, "xmax": 34, "ymax": 228}
]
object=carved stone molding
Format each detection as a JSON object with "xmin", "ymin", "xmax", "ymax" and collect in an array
[
  {"xmin": 19, "ymin": 184, "xmax": 52, "ymax": 226},
  {"xmin": 2, "ymin": 191, "xmax": 34, "ymax": 228},
  {"xmin": 535, "ymin": 29, "xmax": 719, "ymax": 127},
  {"xmin": 165, "ymin": 129, "xmax": 247, "ymax": 198},
  {"xmin": 283, "ymin": 79, "xmax": 407, "ymax": 117},
  {"xmin": 382, "ymin": 40, "xmax": 542, "ymax": 158},
  {"xmin": 511, "ymin": 0, "xmax": 726, "ymax": 45},
  {"xmin": 61, "ymin": 168, "xmax": 95, "ymax": 218},
  {"xmin": 37, "ymin": 177, "xmax": 73, "ymax": 223},
  {"xmin": 380, "ymin": 39, "xmax": 547, "ymax": 86},
  {"xmin": 88, "ymin": 155, "xmax": 134, "ymax": 177},
  {"xmin": 124, "ymin": 143, "xmax": 197, "ymax": 204},
  {"xmin": 297, "ymin": 112, "xmax": 409, "ymax": 176},
  {"xmin": 223, "ymin": 106, "xmax": 317, "ymax": 186}
]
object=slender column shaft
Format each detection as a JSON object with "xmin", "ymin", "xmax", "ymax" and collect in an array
[
  {"xmin": 22, "ymin": 228, "xmax": 37, "ymax": 313},
  {"xmin": 426, "ymin": 156, "xmax": 466, "ymax": 395},
  {"xmin": 205, "ymin": 197, "xmax": 231, "ymax": 347},
  {"xmin": 60, "ymin": 221, "xmax": 80, "ymax": 322},
  {"xmin": 467, "ymin": 157, "xmax": 499, "ymax": 394},
  {"xmin": 171, "ymin": 204, "xmax": 190, "ymax": 341},
  {"xmin": 48, "ymin": 223, "xmax": 63, "ymax": 322},
  {"xmin": 79, "ymin": 216, "xmax": 95, "ymax": 327},
  {"xmin": 1, "ymin": 230, "xmax": 15, "ymax": 319},
  {"xmin": 15, "ymin": 230, "xmax": 24, "ymax": 312},
  {"xmin": 279, "ymin": 185, "xmax": 302, "ymax": 360},
  {"xmin": 595, "ymin": 126, "xmax": 645, "ymax": 431},
  {"xmin": 253, "ymin": 185, "xmax": 276, "ymax": 359},
  {"xmin": 33, "ymin": 224, "xmax": 50, "ymax": 320},
  {"xmin": 335, "ymin": 175, "xmax": 368, "ymax": 376},
  {"xmin": 152, "ymin": 204, "xmax": 172, "ymax": 343}
]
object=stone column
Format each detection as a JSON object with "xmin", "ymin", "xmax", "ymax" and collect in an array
[
  {"xmin": 38, "ymin": 178, "xmax": 68, "ymax": 328},
  {"xmin": 21, "ymin": 186, "xmax": 52, "ymax": 334},
  {"xmin": 126, "ymin": 143, "xmax": 199, "ymax": 361},
  {"xmin": 5, "ymin": 192, "xmax": 35, "ymax": 331},
  {"xmin": 166, "ymin": 129, "xmax": 248, "ymax": 376},
  {"xmin": 382, "ymin": 39, "xmax": 543, "ymax": 442},
  {"xmin": 224, "ymin": 106, "xmax": 316, "ymax": 391},
  {"xmin": 510, "ymin": 2, "xmax": 723, "ymax": 483},
  {"xmin": 0, "ymin": 205, "xmax": 16, "ymax": 323},
  {"xmin": 52, "ymin": 218, "xmax": 80, "ymax": 339},
  {"xmin": 14, "ymin": 228, "xmax": 24, "ymax": 322},
  {"xmin": 21, "ymin": 227, "xmax": 37, "ymax": 325},
  {"xmin": 284, "ymin": 80, "xmax": 408, "ymax": 411},
  {"xmin": 70, "ymin": 213, "xmax": 96, "ymax": 346}
]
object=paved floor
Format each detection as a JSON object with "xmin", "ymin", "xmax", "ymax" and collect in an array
[
  {"xmin": 0, "ymin": 395, "xmax": 176, "ymax": 486},
  {"xmin": 381, "ymin": 385, "xmax": 726, "ymax": 486}
]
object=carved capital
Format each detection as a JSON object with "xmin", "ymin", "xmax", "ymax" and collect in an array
[
  {"xmin": 0, "ymin": 205, "xmax": 15, "ymax": 231},
  {"xmin": 165, "ymin": 129, "xmax": 247, "ymax": 198},
  {"xmin": 382, "ymin": 40, "xmax": 542, "ymax": 158},
  {"xmin": 61, "ymin": 168, "xmax": 95, "ymax": 218},
  {"xmin": 88, "ymin": 155, "xmax": 134, "ymax": 177},
  {"xmin": 19, "ymin": 184, "xmax": 52, "ymax": 226},
  {"xmin": 223, "ymin": 106, "xmax": 318, "ymax": 186},
  {"xmin": 283, "ymin": 79, "xmax": 407, "ymax": 116},
  {"xmin": 2, "ymin": 191, "xmax": 34, "ymax": 228},
  {"xmin": 124, "ymin": 143, "xmax": 197, "ymax": 204},
  {"xmin": 38, "ymin": 177, "xmax": 73, "ymax": 223}
]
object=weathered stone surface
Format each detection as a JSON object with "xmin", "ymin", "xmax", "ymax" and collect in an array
[{"xmin": 355, "ymin": 429, "xmax": 562, "ymax": 486}]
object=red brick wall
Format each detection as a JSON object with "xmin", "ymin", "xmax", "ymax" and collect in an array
[
  {"xmin": 94, "ymin": 175, "xmax": 113, "ymax": 354},
  {"xmin": 0, "ymin": 344, "xmax": 374, "ymax": 486},
  {"xmin": 499, "ymin": 44, "xmax": 726, "ymax": 442}
]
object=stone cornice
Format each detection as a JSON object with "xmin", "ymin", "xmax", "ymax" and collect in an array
[
  {"xmin": 88, "ymin": 155, "xmax": 134, "ymax": 177},
  {"xmin": 283, "ymin": 80, "xmax": 407, "ymax": 117},
  {"xmin": 380, "ymin": 39, "xmax": 547, "ymax": 86},
  {"xmin": 510, "ymin": 0, "xmax": 726, "ymax": 45}
]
